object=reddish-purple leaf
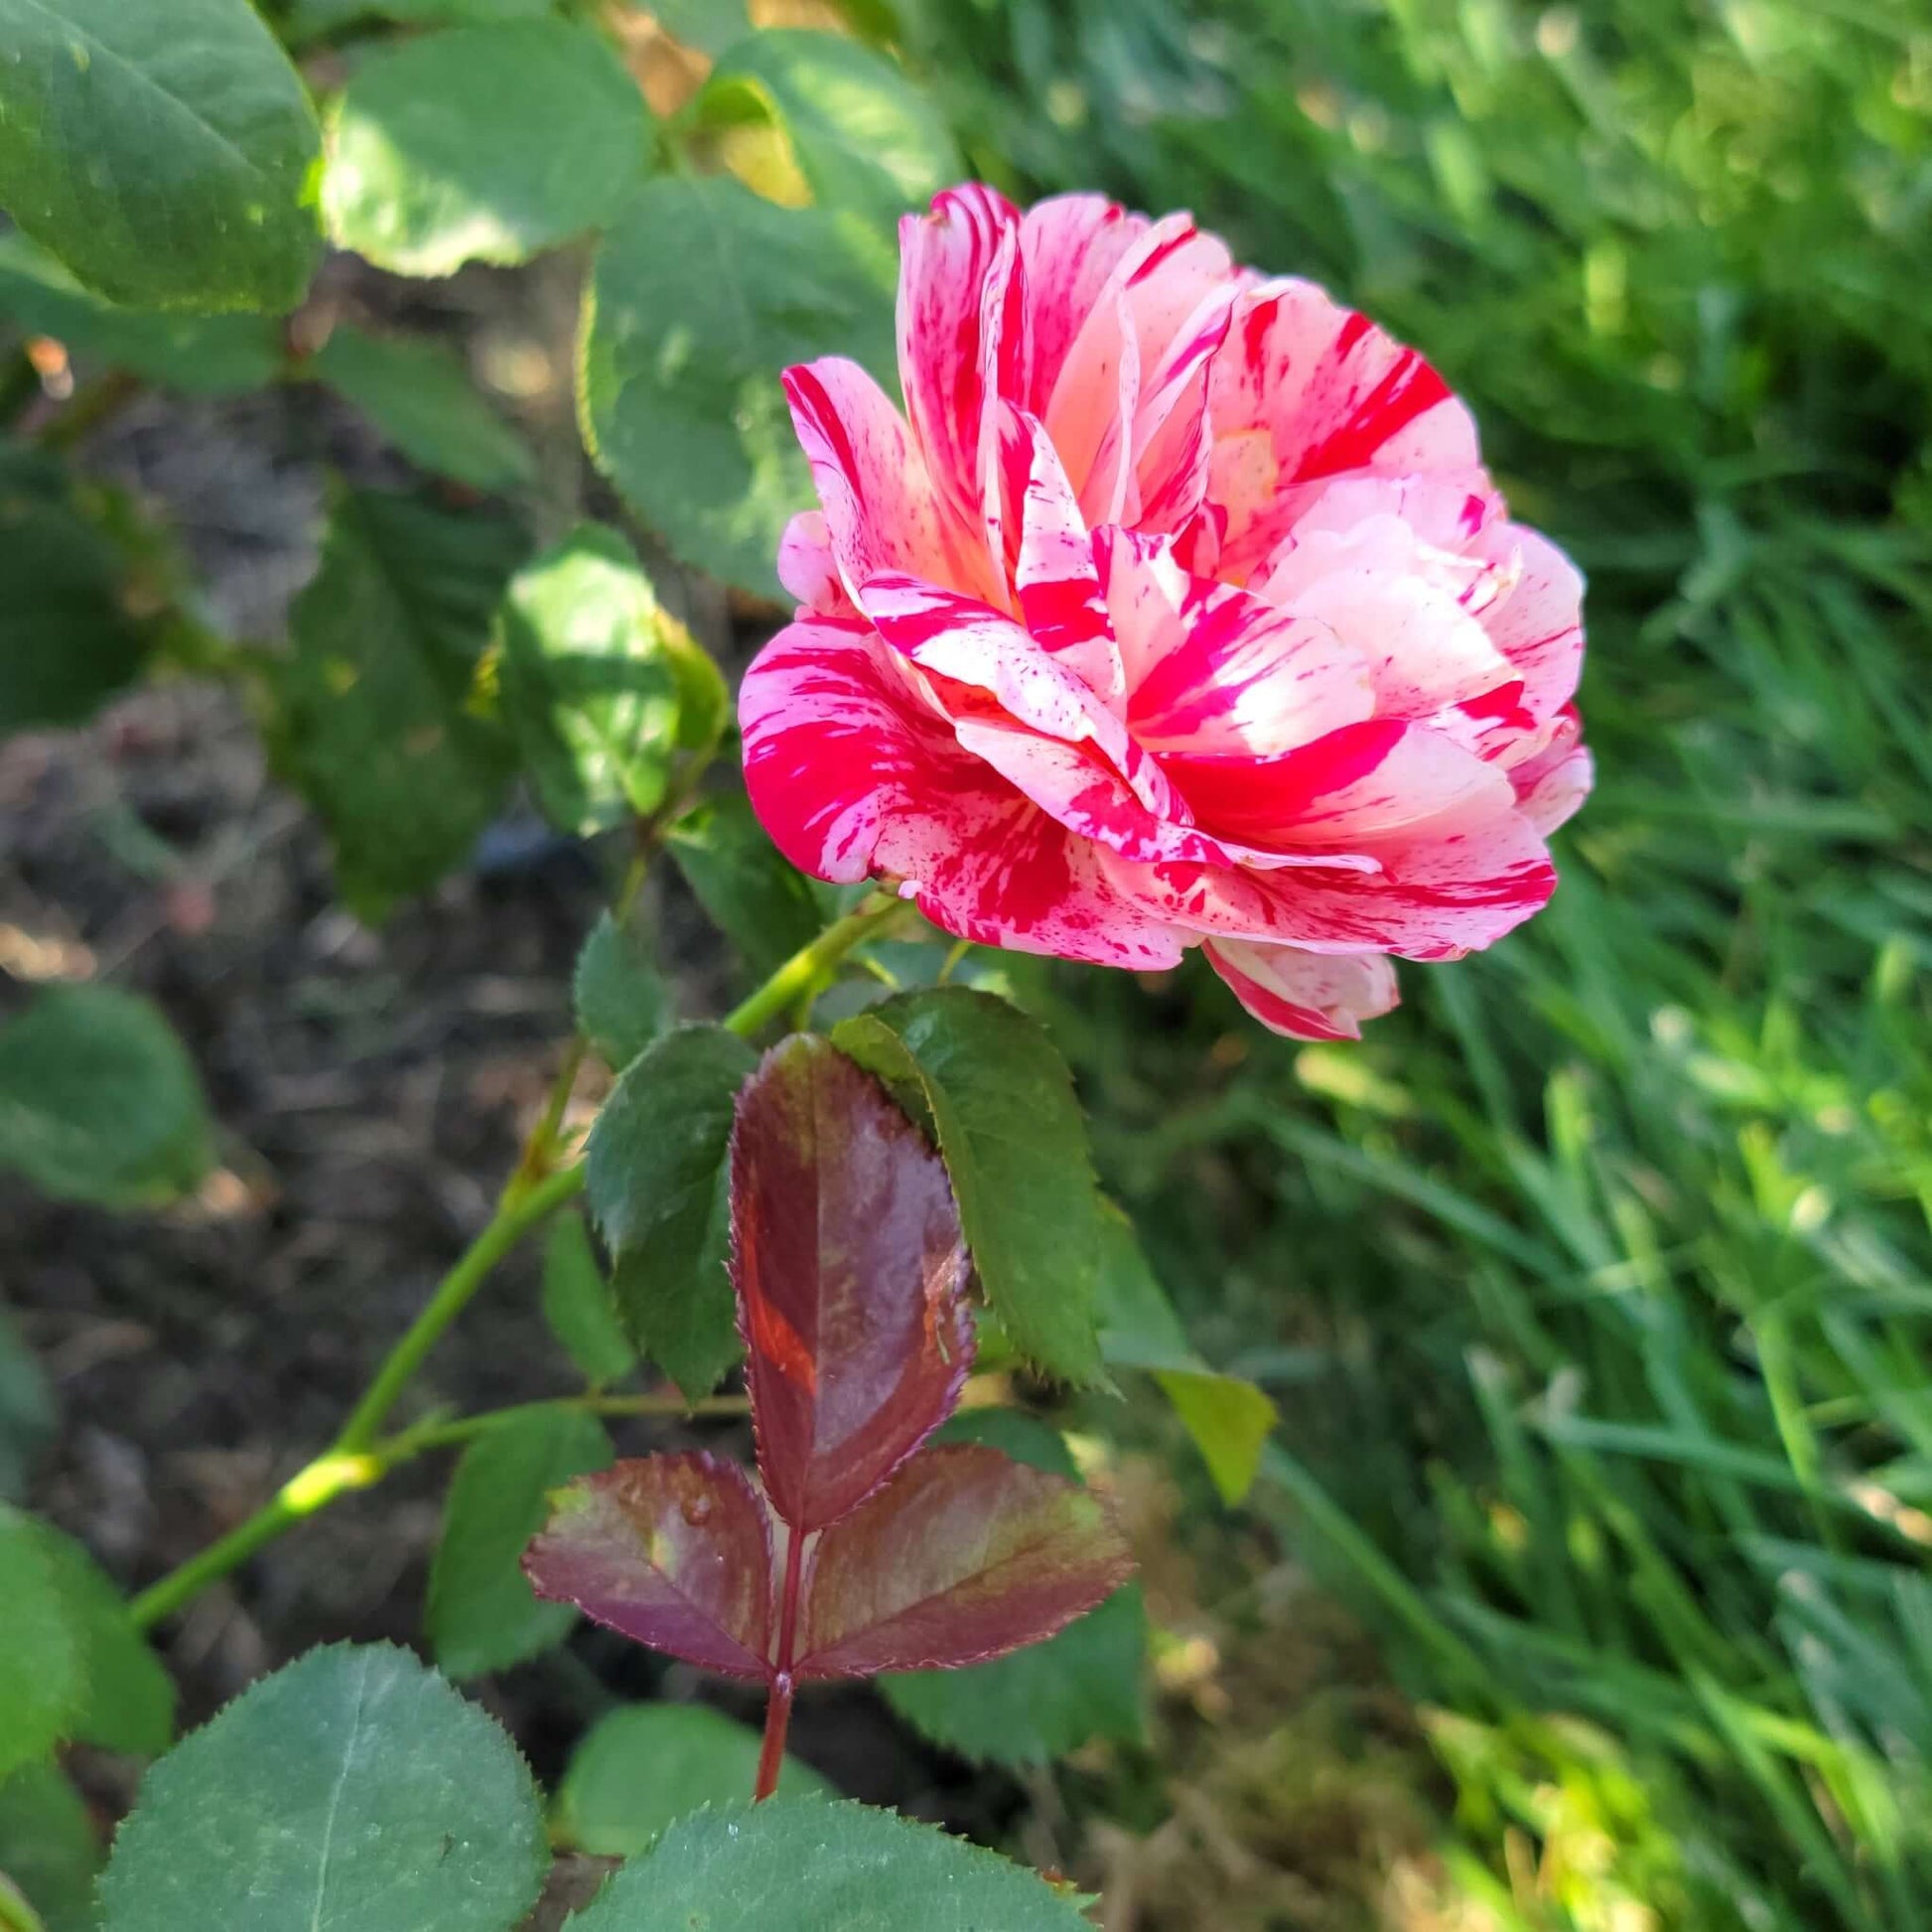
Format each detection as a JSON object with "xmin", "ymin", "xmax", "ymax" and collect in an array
[
  {"xmin": 522, "ymin": 1452, "xmax": 774, "ymax": 1680},
  {"xmin": 732, "ymin": 1035, "xmax": 973, "ymax": 1533},
  {"xmin": 790, "ymin": 1444, "xmax": 1135, "ymax": 1679}
]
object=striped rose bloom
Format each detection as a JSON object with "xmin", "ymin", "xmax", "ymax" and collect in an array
[{"xmin": 740, "ymin": 186, "xmax": 1588, "ymax": 1038}]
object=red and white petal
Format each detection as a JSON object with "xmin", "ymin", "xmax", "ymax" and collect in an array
[
  {"xmin": 897, "ymin": 185, "xmax": 1024, "ymax": 528},
  {"xmin": 1468, "ymin": 523, "xmax": 1586, "ymax": 723},
  {"xmin": 1163, "ymin": 720, "xmax": 1517, "ymax": 849},
  {"xmin": 1203, "ymin": 938, "xmax": 1398, "ymax": 1040},
  {"xmin": 876, "ymin": 784, "xmax": 1189, "ymax": 970},
  {"xmin": 1506, "ymin": 705, "xmax": 1592, "ymax": 834},
  {"xmin": 1119, "ymin": 805, "xmax": 1557, "ymax": 959},
  {"xmin": 1133, "ymin": 283, "xmax": 1239, "ymax": 535},
  {"xmin": 992, "ymin": 403, "xmax": 1121, "ymax": 702},
  {"xmin": 782, "ymin": 359, "xmax": 982, "ymax": 607},
  {"xmin": 776, "ymin": 509, "xmax": 853, "ymax": 618},
  {"xmin": 1045, "ymin": 285, "xmax": 1142, "ymax": 527},
  {"xmin": 1207, "ymin": 280, "xmax": 1480, "ymax": 581},
  {"xmin": 740, "ymin": 618, "xmax": 968, "ymax": 885},
  {"xmin": 1018, "ymin": 194, "xmax": 1146, "ymax": 417},
  {"xmin": 1123, "ymin": 566, "xmax": 1373, "ymax": 758},
  {"xmin": 859, "ymin": 572, "xmax": 1176, "ymax": 821}
]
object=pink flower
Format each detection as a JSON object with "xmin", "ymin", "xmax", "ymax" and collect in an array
[{"xmin": 740, "ymin": 186, "xmax": 1590, "ymax": 1039}]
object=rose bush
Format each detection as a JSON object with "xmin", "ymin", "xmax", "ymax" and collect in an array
[{"xmin": 742, "ymin": 184, "xmax": 1591, "ymax": 1038}]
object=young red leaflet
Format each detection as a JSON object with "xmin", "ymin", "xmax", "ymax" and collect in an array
[{"xmin": 732, "ymin": 1034, "xmax": 973, "ymax": 1533}]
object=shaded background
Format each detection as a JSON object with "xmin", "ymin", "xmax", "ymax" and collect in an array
[{"xmin": 4, "ymin": 2, "xmax": 1930, "ymax": 1927}]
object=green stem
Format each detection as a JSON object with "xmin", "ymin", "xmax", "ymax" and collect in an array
[
  {"xmin": 133, "ymin": 892, "xmax": 894, "ymax": 1627},
  {"xmin": 336, "ymin": 1163, "xmax": 587, "ymax": 1454},
  {"xmin": 723, "ymin": 891, "xmax": 901, "ymax": 1036}
]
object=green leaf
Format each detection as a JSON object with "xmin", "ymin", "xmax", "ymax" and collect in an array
[
  {"xmin": 584, "ymin": 1025, "xmax": 758, "ymax": 1399},
  {"xmin": 290, "ymin": 0, "xmax": 551, "ymax": 30},
  {"xmin": 0, "ymin": 233, "xmax": 284, "ymax": 393},
  {"xmin": 428, "ymin": 1407, "xmax": 614, "ymax": 1679},
  {"xmin": 833, "ymin": 989, "xmax": 1105, "ymax": 1384},
  {"xmin": 267, "ymin": 489, "xmax": 525, "ymax": 918},
  {"xmin": 0, "ymin": 1508, "xmax": 82, "ymax": 1783},
  {"xmin": 573, "ymin": 911, "xmax": 670, "ymax": 1072},
  {"xmin": 882, "ymin": 1409, "xmax": 1145, "ymax": 1766},
  {"xmin": 0, "ymin": 986, "xmax": 211, "ymax": 1209},
  {"xmin": 567, "ymin": 1798, "xmax": 1094, "ymax": 1930},
  {"xmin": 540, "ymin": 1207, "xmax": 636, "ymax": 1389},
  {"xmin": 579, "ymin": 172, "xmax": 896, "ymax": 596},
  {"xmin": 497, "ymin": 524, "xmax": 702, "ymax": 837},
  {"xmin": 96, "ymin": 1643, "xmax": 548, "ymax": 1932},
  {"xmin": 307, "ymin": 327, "xmax": 533, "ymax": 491},
  {"xmin": 0, "ymin": 446, "xmax": 155, "ymax": 734},
  {"xmin": 647, "ymin": 0, "xmax": 751, "ymax": 55},
  {"xmin": 0, "ymin": 0, "xmax": 321, "ymax": 312},
  {"xmin": 552, "ymin": 1704, "xmax": 829, "ymax": 1858},
  {"xmin": 31, "ymin": 1523, "xmax": 175, "ymax": 1756},
  {"xmin": 0, "ymin": 1764, "xmax": 100, "ymax": 1932},
  {"xmin": 701, "ymin": 31, "xmax": 960, "ymax": 229},
  {"xmin": 1096, "ymin": 1202, "xmax": 1277, "ymax": 1506},
  {"xmin": 322, "ymin": 22, "xmax": 650, "ymax": 277},
  {"xmin": 665, "ymin": 790, "xmax": 827, "ymax": 979},
  {"xmin": 0, "ymin": 1306, "xmax": 55, "ymax": 1504}
]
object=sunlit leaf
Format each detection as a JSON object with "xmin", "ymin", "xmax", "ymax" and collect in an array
[
  {"xmin": 833, "ymin": 989, "xmax": 1105, "ymax": 1384},
  {"xmin": 579, "ymin": 173, "xmax": 895, "ymax": 597},
  {"xmin": 96, "ymin": 1643, "xmax": 547, "ymax": 1932},
  {"xmin": 794, "ymin": 1444, "xmax": 1133, "ymax": 1678},
  {"xmin": 552, "ymin": 1703, "xmax": 828, "ymax": 1858},
  {"xmin": 584, "ymin": 1024, "xmax": 757, "ymax": 1398},
  {"xmin": 497, "ymin": 524, "xmax": 697, "ymax": 837},
  {"xmin": 0, "ymin": 0, "xmax": 321, "ymax": 312},
  {"xmin": 700, "ymin": 31, "xmax": 960, "ymax": 228},
  {"xmin": 733, "ymin": 1035, "xmax": 970, "ymax": 1532},
  {"xmin": 524, "ymin": 1453, "xmax": 773, "ymax": 1680},
  {"xmin": 428, "ymin": 1407, "xmax": 613, "ymax": 1679},
  {"xmin": 322, "ymin": 22, "xmax": 650, "ymax": 276},
  {"xmin": 566, "ymin": 1798, "xmax": 1094, "ymax": 1931}
]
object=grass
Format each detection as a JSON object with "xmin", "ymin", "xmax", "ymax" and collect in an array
[{"xmin": 904, "ymin": 0, "xmax": 1932, "ymax": 1923}]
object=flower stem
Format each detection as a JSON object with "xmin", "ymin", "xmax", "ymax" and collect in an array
[
  {"xmin": 131, "ymin": 892, "xmax": 896, "ymax": 1629},
  {"xmin": 723, "ymin": 892, "xmax": 901, "ymax": 1037}
]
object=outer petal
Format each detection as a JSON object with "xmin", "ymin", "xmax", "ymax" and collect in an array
[
  {"xmin": 782, "ymin": 358, "xmax": 985, "ymax": 608},
  {"xmin": 897, "ymin": 185, "xmax": 1025, "ymax": 533},
  {"xmin": 776, "ymin": 509, "xmax": 852, "ymax": 618},
  {"xmin": 1203, "ymin": 938, "xmax": 1399, "ymax": 1040},
  {"xmin": 1018, "ymin": 193, "xmax": 1146, "ymax": 416},
  {"xmin": 740, "ymin": 617, "xmax": 970, "ymax": 885},
  {"xmin": 1469, "ymin": 523, "xmax": 1587, "ymax": 723},
  {"xmin": 1506, "ymin": 704, "xmax": 1593, "ymax": 835}
]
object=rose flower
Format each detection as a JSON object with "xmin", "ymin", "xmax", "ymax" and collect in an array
[{"xmin": 741, "ymin": 185, "xmax": 1589, "ymax": 1038}]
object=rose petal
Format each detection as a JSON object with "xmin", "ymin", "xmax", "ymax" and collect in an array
[{"xmin": 1203, "ymin": 938, "xmax": 1399, "ymax": 1040}]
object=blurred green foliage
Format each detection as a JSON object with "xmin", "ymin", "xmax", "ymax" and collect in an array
[{"xmin": 906, "ymin": 0, "xmax": 1932, "ymax": 1925}]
